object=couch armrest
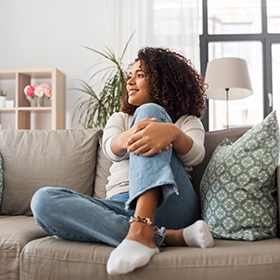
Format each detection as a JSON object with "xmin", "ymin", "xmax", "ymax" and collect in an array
[{"xmin": 277, "ymin": 164, "xmax": 280, "ymax": 237}]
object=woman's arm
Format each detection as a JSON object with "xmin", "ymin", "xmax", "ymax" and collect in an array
[
  {"xmin": 104, "ymin": 113, "xmax": 204, "ymax": 165},
  {"xmin": 110, "ymin": 128, "xmax": 133, "ymax": 157},
  {"xmin": 102, "ymin": 112, "xmax": 132, "ymax": 162},
  {"xmin": 126, "ymin": 120, "xmax": 193, "ymax": 157},
  {"xmin": 110, "ymin": 118, "xmax": 159, "ymax": 157}
]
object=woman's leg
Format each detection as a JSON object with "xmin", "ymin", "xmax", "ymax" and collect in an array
[
  {"xmin": 107, "ymin": 104, "xmax": 175, "ymax": 274},
  {"xmin": 154, "ymin": 151, "xmax": 213, "ymax": 248},
  {"xmin": 107, "ymin": 103, "xmax": 213, "ymax": 275},
  {"xmin": 125, "ymin": 103, "xmax": 178, "ymax": 211},
  {"xmin": 125, "ymin": 103, "xmax": 179, "ymax": 248},
  {"xmin": 127, "ymin": 103, "xmax": 201, "ymax": 229},
  {"xmin": 31, "ymin": 187, "xmax": 133, "ymax": 247}
]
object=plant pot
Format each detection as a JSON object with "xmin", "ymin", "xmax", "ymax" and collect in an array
[{"xmin": 0, "ymin": 96, "xmax": 6, "ymax": 108}]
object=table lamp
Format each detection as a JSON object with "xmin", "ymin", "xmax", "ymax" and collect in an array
[{"xmin": 204, "ymin": 57, "xmax": 253, "ymax": 129}]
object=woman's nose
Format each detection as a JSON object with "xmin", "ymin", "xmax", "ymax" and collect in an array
[{"xmin": 127, "ymin": 76, "xmax": 135, "ymax": 85}]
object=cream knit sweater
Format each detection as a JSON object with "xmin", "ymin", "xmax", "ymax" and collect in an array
[{"xmin": 102, "ymin": 112, "xmax": 205, "ymax": 199}]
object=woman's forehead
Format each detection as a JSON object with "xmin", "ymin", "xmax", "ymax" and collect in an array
[{"xmin": 130, "ymin": 60, "xmax": 146, "ymax": 73}]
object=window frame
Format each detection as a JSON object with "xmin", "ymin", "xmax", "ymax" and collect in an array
[{"xmin": 200, "ymin": 0, "xmax": 280, "ymax": 131}]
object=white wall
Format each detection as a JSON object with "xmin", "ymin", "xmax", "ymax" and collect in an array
[{"xmin": 0, "ymin": 0, "xmax": 110, "ymax": 128}]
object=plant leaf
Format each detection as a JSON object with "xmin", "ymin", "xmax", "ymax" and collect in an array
[{"xmin": 74, "ymin": 33, "xmax": 135, "ymax": 128}]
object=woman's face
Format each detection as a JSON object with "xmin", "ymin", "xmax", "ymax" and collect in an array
[{"xmin": 126, "ymin": 60, "xmax": 151, "ymax": 106}]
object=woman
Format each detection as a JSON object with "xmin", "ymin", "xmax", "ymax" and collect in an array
[{"xmin": 31, "ymin": 47, "xmax": 214, "ymax": 276}]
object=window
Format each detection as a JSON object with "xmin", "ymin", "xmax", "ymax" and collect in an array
[
  {"xmin": 207, "ymin": 0, "xmax": 261, "ymax": 35},
  {"xmin": 200, "ymin": 0, "xmax": 280, "ymax": 131},
  {"xmin": 208, "ymin": 41, "xmax": 263, "ymax": 130},
  {"xmin": 272, "ymin": 44, "xmax": 280, "ymax": 120},
  {"xmin": 267, "ymin": 0, "xmax": 280, "ymax": 33}
]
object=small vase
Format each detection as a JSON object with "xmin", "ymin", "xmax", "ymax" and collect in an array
[
  {"xmin": 37, "ymin": 97, "xmax": 45, "ymax": 107},
  {"xmin": 0, "ymin": 96, "xmax": 6, "ymax": 108}
]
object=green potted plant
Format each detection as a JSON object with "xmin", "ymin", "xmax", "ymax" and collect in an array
[
  {"xmin": 74, "ymin": 34, "xmax": 134, "ymax": 128},
  {"xmin": 0, "ymin": 89, "xmax": 7, "ymax": 108}
]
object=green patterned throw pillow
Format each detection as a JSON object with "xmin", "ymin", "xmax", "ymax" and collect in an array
[
  {"xmin": 200, "ymin": 111, "xmax": 280, "ymax": 241},
  {"xmin": 0, "ymin": 153, "xmax": 3, "ymax": 209}
]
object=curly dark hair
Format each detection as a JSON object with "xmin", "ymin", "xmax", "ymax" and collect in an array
[{"xmin": 120, "ymin": 47, "xmax": 207, "ymax": 123}]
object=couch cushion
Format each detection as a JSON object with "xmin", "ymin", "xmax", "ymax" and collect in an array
[
  {"xmin": 93, "ymin": 136, "xmax": 112, "ymax": 199},
  {"xmin": 0, "ymin": 216, "xmax": 48, "ymax": 280},
  {"xmin": 0, "ymin": 153, "xmax": 3, "ymax": 209},
  {"xmin": 200, "ymin": 111, "xmax": 280, "ymax": 240},
  {"xmin": 0, "ymin": 129, "xmax": 102, "ymax": 215},
  {"xmin": 20, "ymin": 236, "xmax": 280, "ymax": 280}
]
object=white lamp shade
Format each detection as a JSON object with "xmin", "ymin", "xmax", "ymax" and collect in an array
[{"xmin": 204, "ymin": 57, "xmax": 253, "ymax": 100}]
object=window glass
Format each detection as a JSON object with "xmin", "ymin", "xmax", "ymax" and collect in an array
[
  {"xmin": 267, "ymin": 0, "xmax": 280, "ymax": 33},
  {"xmin": 207, "ymin": 0, "xmax": 261, "ymax": 34},
  {"xmin": 153, "ymin": 0, "xmax": 200, "ymax": 66},
  {"xmin": 154, "ymin": 0, "xmax": 199, "ymax": 36},
  {"xmin": 208, "ymin": 41, "xmax": 263, "ymax": 131},
  {"xmin": 199, "ymin": 0, "xmax": 203, "ymax": 35},
  {"xmin": 272, "ymin": 44, "xmax": 280, "ymax": 121}
]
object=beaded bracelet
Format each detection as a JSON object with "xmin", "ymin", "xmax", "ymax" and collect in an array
[{"xmin": 129, "ymin": 216, "xmax": 163, "ymax": 237}]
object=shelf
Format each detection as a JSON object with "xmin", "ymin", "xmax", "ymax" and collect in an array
[
  {"xmin": 18, "ymin": 107, "xmax": 52, "ymax": 112},
  {"xmin": 0, "ymin": 72, "xmax": 16, "ymax": 79},
  {"xmin": 0, "ymin": 68, "xmax": 66, "ymax": 130},
  {"xmin": 0, "ymin": 108, "xmax": 16, "ymax": 112}
]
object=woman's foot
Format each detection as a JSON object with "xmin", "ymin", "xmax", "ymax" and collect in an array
[
  {"xmin": 164, "ymin": 220, "xmax": 214, "ymax": 248},
  {"xmin": 106, "ymin": 239, "xmax": 159, "ymax": 275},
  {"xmin": 107, "ymin": 188, "xmax": 160, "ymax": 275},
  {"xmin": 183, "ymin": 220, "xmax": 214, "ymax": 248},
  {"xmin": 106, "ymin": 221, "xmax": 159, "ymax": 275}
]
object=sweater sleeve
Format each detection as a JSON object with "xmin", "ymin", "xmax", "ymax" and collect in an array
[
  {"xmin": 102, "ymin": 112, "xmax": 130, "ymax": 162},
  {"xmin": 176, "ymin": 115, "xmax": 205, "ymax": 167}
]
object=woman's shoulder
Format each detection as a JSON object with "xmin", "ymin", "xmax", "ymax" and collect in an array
[
  {"xmin": 175, "ymin": 115, "xmax": 204, "ymax": 129},
  {"xmin": 107, "ymin": 112, "xmax": 134, "ymax": 130},
  {"xmin": 108, "ymin": 111, "xmax": 129, "ymax": 121}
]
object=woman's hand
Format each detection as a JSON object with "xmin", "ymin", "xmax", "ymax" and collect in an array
[
  {"xmin": 109, "ymin": 119, "xmax": 157, "ymax": 157},
  {"xmin": 111, "ymin": 117, "xmax": 193, "ymax": 158},
  {"xmin": 127, "ymin": 118, "xmax": 175, "ymax": 157}
]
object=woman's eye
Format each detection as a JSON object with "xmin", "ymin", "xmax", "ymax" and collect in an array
[{"xmin": 138, "ymin": 74, "xmax": 144, "ymax": 78}]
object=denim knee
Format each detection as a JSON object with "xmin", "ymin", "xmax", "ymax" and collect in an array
[
  {"xmin": 31, "ymin": 186, "xmax": 57, "ymax": 219},
  {"xmin": 134, "ymin": 103, "xmax": 172, "ymax": 123},
  {"xmin": 136, "ymin": 103, "xmax": 163, "ymax": 113}
]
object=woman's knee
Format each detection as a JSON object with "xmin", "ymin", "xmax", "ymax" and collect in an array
[
  {"xmin": 135, "ymin": 103, "xmax": 163, "ymax": 116},
  {"xmin": 31, "ymin": 187, "xmax": 60, "ymax": 218},
  {"xmin": 134, "ymin": 103, "xmax": 171, "ymax": 122}
]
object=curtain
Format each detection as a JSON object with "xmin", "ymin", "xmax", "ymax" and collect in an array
[{"xmin": 106, "ymin": 0, "xmax": 200, "ymax": 69}]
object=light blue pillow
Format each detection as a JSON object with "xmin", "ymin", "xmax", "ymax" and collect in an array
[{"xmin": 200, "ymin": 111, "xmax": 280, "ymax": 241}]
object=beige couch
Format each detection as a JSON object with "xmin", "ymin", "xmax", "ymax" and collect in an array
[{"xmin": 0, "ymin": 127, "xmax": 280, "ymax": 280}]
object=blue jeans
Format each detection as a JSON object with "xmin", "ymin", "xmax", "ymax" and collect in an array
[{"xmin": 31, "ymin": 103, "xmax": 201, "ymax": 248}]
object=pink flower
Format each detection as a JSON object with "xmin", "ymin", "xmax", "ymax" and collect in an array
[
  {"xmin": 24, "ymin": 85, "xmax": 35, "ymax": 97},
  {"xmin": 24, "ymin": 83, "xmax": 52, "ymax": 102},
  {"xmin": 34, "ymin": 85, "xmax": 45, "ymax": 97},
  {"xmin": 45, "ymin": 87, "xmax": 52, "ymax": 98}
]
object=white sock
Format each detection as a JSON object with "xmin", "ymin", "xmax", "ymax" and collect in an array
[
  {"xmin": 106, "ymin": 239, "xmax": 159, "ymax": 275},
  {"xmin": 183, "ymin": 220, "xmax": 214, "ymax": 248}
]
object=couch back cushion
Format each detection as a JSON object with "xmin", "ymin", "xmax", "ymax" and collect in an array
[
  {"xmin": 0, "ymin": 153, "xmax": 3, "ymax": 210},
  {"xmin": 93, "ymin": 137, "xmax": 112, "ymax": 199},
  {"xmin": 0, "ymin": 129, "xmax": 102, "ymax": 215},
  {"xmin": 191, "ymin": 127, "xmax": 250, "ymax": 196}
]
